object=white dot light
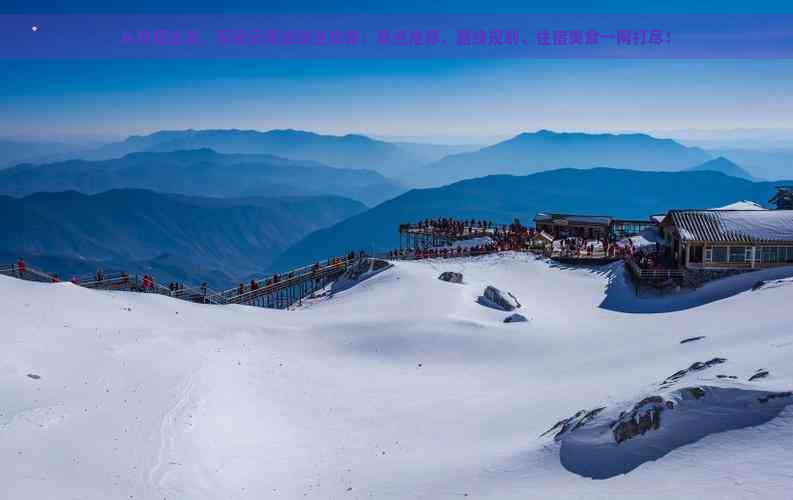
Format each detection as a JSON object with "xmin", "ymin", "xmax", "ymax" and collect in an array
[{"xmin": 32, "ymin": 26, "xmax": 38, "ymax": 32}]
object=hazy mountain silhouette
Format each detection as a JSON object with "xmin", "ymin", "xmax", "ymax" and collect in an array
[
  {"xmin": 686, "ymin": 156, "xmax": 754, "ymax": 180},
  {"xmin": 0, "ymin": 149, "xmax": 403, "ymax": 206},
  {"xmin": 74, "ymin": 129, "xmax": 422, "ymax": 177},
  {"xmin": 711, "ymin": 148, "xmax": 793, "ymax": 181},
  {"xmin": 0, "ymin": 139, "xmax": 89, "ymax": 168},
  {"xmin": 390, "ymin": 142, "xmax": 480, "ymax": 163},
  {"xmin": 0, "ymin": 189, "xmax": 365, "ymax": 288},
  {"xmin": 414, "ymin": 130, "xmax": 713, "ymax": 187},
  {"xmin": 271, "ymin": 168, "xmax": 785, "ymax": 271}
]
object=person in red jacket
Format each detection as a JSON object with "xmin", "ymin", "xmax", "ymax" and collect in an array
[{"xmin": 16, "ymin": 258, "xmax": 26, "ymax": 277}]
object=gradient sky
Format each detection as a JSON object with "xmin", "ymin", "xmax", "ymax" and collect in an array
[{"xmin": 2, "ymin": 0, "xmax": 793, "ymax": 142}]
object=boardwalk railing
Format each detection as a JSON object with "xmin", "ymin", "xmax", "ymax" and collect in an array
[
  {"xmin": 220, "ymin": 258, "xmax": 352, "ymax": 308},
  {"xmin": 0, "ymin": 264, "xmax": 61, "ymax": 283},
  {"xmin": 0, "ymin": 256, "xmax": 364, "ymax": 310}
]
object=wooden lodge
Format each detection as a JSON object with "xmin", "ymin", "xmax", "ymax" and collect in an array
[
  {"xmin": 533, "ymin": 213, "xmax": 613, "ymax": 240},
  {"xmin": 660, "ymin": 209, "xmax": 793, "ymax": 270},
  {"xmin": 533, "ymin": 213, "xmax": 658, "ymax": 243}
]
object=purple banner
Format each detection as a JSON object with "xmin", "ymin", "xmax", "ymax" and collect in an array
[{"xmin": 2, "ymin": 14, "xmax": 793, "ymax": 59}]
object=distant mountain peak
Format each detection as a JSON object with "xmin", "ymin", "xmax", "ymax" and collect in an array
[
  {"xmin": 686, "ymin": 156, "xmax": 754, "ymax": 180},
  {"xmin": 702, "ymin": 156, "xmax": 738, "ymax": 167},
  {"xmin": 418, "ymin": 130, "xmax": 712, "ymax": 187}
]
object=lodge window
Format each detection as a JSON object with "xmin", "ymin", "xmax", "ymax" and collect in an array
[
  {"xmin": 784, "ymin": 246, "xmax": 793, "ymax": 263},
  {"xmin": 761, "ymin": 246, "xmax": 779, "ymax": 264},
  {"xmin": 712, "ymin": 246, "xmax": 728, "ymax": 263},
  {"xmin": 689, "ymin": 245, "xmax": 703, "ymax": 263},
  {"xmin": 729, "ymin": 246, "xmax": 746, "ymax": 263}
]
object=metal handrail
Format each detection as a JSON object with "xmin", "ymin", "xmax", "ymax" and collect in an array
[
  {"xmin": 223, "ymin": 259, "xmax": 350, "ymax": 304},
  {"xmin": 0, "ymin": 255, "xmax": 365, "ymax": 309}
]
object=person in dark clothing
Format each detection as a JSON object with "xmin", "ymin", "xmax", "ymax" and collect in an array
[{"xmin": 238, "ymin": 283, "xmax": 244, "ymax": 295}]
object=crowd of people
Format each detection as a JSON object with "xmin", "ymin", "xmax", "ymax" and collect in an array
[
  {"xmin": 406, "ymin": 217, "xmax": 534, "ymax": 242},
  {"xmin": 389, "ymin": 243, "xmax": 501, "ymax": 260},
  {"xmin": 551, "ymin": 237, "xmax": 607, "ymax": 259},
  {"xmin": 407, "ymin": 218, "xmax": 496, "ymax": 237},
  {"xmin": 395, "ymin": 217, "xmax": 536, "ymax": 260}
]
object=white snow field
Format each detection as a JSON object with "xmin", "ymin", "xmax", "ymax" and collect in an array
[{"xmin": 2, "ymin": 252, "xmax": 793, "ymax": 499}]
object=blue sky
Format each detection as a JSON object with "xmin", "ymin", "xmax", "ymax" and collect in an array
[{"xmin": 2, "ymin": 0, "xmax": 793, "ymax": 142}]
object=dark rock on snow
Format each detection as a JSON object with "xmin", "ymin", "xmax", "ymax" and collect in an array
[
  {"xmin": 611, "ymin": 396, "xmax": 670, "ymax": 444},
  {"xmin": 541, "ymin": 407, "xmax": 606, "ymax": 441},
  {"xmin": 479, "ymin": 286, "xmax": 521, "ymax": 311},
  {"xmin": 661, "ymin": 357, "xmax": 726, "ymax": 387},
  {"xmin": 503, "ymin": 313, "xmax": 528, "ymax": 323},
  {"xmin": 749, "ymin": 369, "xmax": 770, "ymax": 381},
  {"xmin": 438, "ymin": 271, "xmax": 463, "ymax": 284}
]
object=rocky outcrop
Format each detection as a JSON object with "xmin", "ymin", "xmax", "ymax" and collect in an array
[
  {"xmin": 503, "ymin": 313, "xmax": 528, "ymax": 323},
  {"xmin": 553, "ymin": 384, "xmax": 793, "ymax": 480},
  {"xmin": 661, "ymin": 357, "xmax": 726, "ymax": 388},
  {"xmin": 749, "ymin": 369, "xmax": 770, "ymax": 381},
  {"xmin": 479, "ymin": 286, "xmax": 521, "ymax": 311},
  {"xmin": 438, "ymin": 272, "xmax": 463, "ymax": 284},
  {"xmin": 611, "ymin": 396, "xmax": 668, "ymax": 444}
]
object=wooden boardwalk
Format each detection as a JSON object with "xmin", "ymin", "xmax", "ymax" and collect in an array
[{"xmin": 0, "ymin": 257, "xmax": 360, "ymax": 310}]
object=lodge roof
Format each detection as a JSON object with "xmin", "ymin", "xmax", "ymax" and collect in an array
[{"xmin": 664, "ymin": 209, "xmax": 793, "ymax": 243}]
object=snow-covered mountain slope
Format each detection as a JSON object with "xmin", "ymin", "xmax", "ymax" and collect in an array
[{"xmin": 2, "ymin": 253, "xmax": 793, "ymax": 499}]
